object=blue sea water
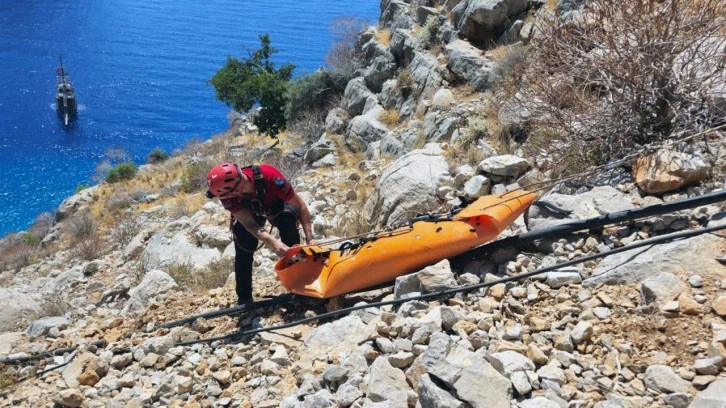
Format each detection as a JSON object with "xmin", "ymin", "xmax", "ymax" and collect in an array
[{"xmin": 0, "ymin": 0, "xmax": 379, "ymax": 238}]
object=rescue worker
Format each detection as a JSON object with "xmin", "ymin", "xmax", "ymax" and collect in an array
[{"xmin": 205, "ymin": 162, "xmax": 315, "ymax": 305}]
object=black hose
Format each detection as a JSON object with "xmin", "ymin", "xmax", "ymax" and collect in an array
[
  {"xmin": 157, "ymin": 293, "xmax": 302, "ymax": 329},
  {"xmin": 176, "ymin": 223, "xmax": 726, "ymax": 347},
  {"xmin": 0, "ymin": 340, "xmax": 104, "ymax": 366},
  {"xmin": 450, "ymin": 188, "xmax": 726, "ymax": 267}
]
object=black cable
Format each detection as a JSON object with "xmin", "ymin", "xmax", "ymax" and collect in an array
[
  {"xmin": 450, "ymin": 188, "xmax": 726, "ymax": 267},
  {"xmin": 158, "ymin": 293, "xmax": 302, "ymax": 329},
  {"xmin": 13, "ymin": 350, "xmax": 78, "ymax": 384},
  {"xmin": 176, "ymin": 223, "xmax": 726, "ymax": 347},
  {"xmin": 0, "ymin": 340, "xmax": 104, "ymax": 366}
]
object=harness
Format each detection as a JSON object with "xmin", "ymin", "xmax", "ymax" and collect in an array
[{"xmin": 246, "ymin": 165, "xmax": 267, "ymax": 217}]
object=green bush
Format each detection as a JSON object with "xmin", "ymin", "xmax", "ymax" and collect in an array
[
  {"xmin": 286, "ymin": 71, "xmax": 349, "ymax": 124},
  {"xmin": 146, "ymin": 147, "xmax": 169, "ymax": 164},
  {"xmin": 209, "ymin": 34, "xmax": 294, "ymax": 138},
  {"xmin": 105, "ymin": 162, "xmax": 137, "ymax": 183},
  {"xmin": 418, "ymin": 16, "xmax": 441, "ymax": 50},
  {"xmin": 180, "ymin": 162, "xmax": 212, "ymax": 194},
  {"xmin": 460, "ymin": 117, "xmax": 489, "ymax": 146},
  {"xmin": 75, "ymin": 184, "xmax": 91, "ymax": 193}
]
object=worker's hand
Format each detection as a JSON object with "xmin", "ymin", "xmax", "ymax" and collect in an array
[
  {"xmin": 272, "ymin": 241, "xmax": 290, "ymax": 258},
  {"xmin": 305, "ymin": 238, "xmax": 319, "ymax": 246}
]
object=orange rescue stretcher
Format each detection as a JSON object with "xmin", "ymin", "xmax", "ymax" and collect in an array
[{"xmin": 274, "ymin": 190, "xmax": 538, "ymax": 298}]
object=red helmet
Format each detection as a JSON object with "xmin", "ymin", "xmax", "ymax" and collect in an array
[{"xmin": 206, "ymin": 162, "xmax": 243, "ymax": 198}]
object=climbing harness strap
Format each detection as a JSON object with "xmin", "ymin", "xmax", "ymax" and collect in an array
[{"xmin": 247, "ymin": 165, "xmax": 267, "ymax": 216}]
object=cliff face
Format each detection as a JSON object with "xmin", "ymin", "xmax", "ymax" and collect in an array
[{"xmin": 2, "ymin": 0, "xmax": 726, "ymax": 407}]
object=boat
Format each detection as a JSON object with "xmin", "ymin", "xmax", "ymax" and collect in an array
[
  {"xmin": 56, "ymin": 56, "xmax": 77, "ymax": 126},
  {"xmin": 274, "ymin": 190, "xmax": 538, "ymax": 298}
]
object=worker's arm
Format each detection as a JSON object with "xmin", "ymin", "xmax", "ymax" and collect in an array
[
  {"xmin": 286, "ymin": 192, "xmax": 315, "ymax": 245},
  {"xmin": 232, "ymin": 209, "xmax": 290, "ymax": 257}
]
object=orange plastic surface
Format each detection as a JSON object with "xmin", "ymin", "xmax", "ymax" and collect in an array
[{"xmin": 274, "ymin": 190, "xmax": 537, "ymax": 298}]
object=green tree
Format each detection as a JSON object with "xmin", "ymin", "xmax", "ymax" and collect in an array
[{"xmin": 209, "ymin": 34, "xmax": 295, "ymax": 137}]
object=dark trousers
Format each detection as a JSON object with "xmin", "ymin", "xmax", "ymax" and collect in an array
[{"xmin": 232, "ymin": 209, "xmax": 300, "ymax": 303}]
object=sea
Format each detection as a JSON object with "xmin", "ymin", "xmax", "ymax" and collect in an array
[{"xmin": 0, "ymin": 0, "xmax": 379, "ymax": 238}]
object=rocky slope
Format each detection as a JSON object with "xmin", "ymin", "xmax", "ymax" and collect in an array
[{"xmin": 2, "ymin": 0, "xmax": 726, "ymax": 407}]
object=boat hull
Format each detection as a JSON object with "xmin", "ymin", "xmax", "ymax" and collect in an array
[{"xmin": 274, "ymin": 190, "xmax": 537, "ymax": 298}]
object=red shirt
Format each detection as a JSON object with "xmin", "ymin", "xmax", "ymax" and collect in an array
[{"xmin": 219, "ymin": 164, "xmax": 295, "ymax": 214}]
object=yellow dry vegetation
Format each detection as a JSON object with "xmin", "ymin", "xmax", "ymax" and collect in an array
[
  {"xmin": 376, "ymin": 28, "xmax": 391, "ymax": 46},
  {"xmin": 378, "ymin": 108, "xmax": 401, "ymax": 128}
]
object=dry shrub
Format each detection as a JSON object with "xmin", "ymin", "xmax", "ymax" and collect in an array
[
  {"xmin": 0, "ymin": 239, "xmax": 36, "ymax": 272},
  {"xmin": 379, "ymin": 108, "xmax": 400, "ymax": 127},
  {"xmin": 0, "ymin": 364, "xmax": 14, "ymax": 391},
  {"xmin": 65, "ymin": 212, "xmax": 95, "ymax": 241},
  {"xmin": 204, "ymin": 258, "xmax": 233, "ymax": 290},
  {"xmin": 164, "ymin": 260, "xmax": 196, "ymax": 288},
  {"xmin": 376, "ymin": 28, "xmax": 391, "ymax": 46},
  {"xmin": 35, "ymin": 299, "xmax": 70, "ymax": 319},
  {"xmin": 177, "ymin": 137, "xmax": 205, "ymax": 157},
  {"xmin": 444, "ymin": 139, "xmax": 485, "ymax": 170},
  {"xmin": 259, "ymin": 150, "xmax": 307, "ymax": 188},
  {"xmin": 71, "ymin": 232, "xmax": 110, "ymax": 261},
  {"xmin": 27, "ymin": 212, "xmax": 54, "ymax": 241},
  {"xmin": 460, "ymin": 117, "xmax": 489, "ymax": 146},
  {"xmin": 180, "ymin": 158, "xmax": 217, "ymax": 194},
  {"xmin": 396, "ymin": 68, "xmax": 416, "ymax": 98},
  {"xmin": 510, "ymin": 0, "xmax": 726, "ymax": 173},
  {"xmin": 129, "ymin": 187, "xmax": 152, "ymax": 202},
  {"xmin": 65, "ymin": 211, "xmax": 110, "ymax": 261},
  {"xmin": 0, "ymin": 213, "xmax": 55, "ymax": 271},
  {"xmin": 109, "ymin": 212, "xmax": 142, "ymax": 249},
  {"xmin": 417, "ymin": 16, "xmax": 441, "ymax": 50},
  {"xmin": 326, "ymin": 16, "xmax": 368, "ymax": 77},
  {"xmin": 167, "ymin": 200, "xmax": 193, "ymax": 219},
  {"xmin": 199, "ymin": 135, "xmax": 238, "ymax": 164},
  {"xmin": 489, "ymin": 43, "xmax": 529, "ymax": 89},
  {"xmin": 107, "ymin": 189, "xmax": 134, "ymax": 211},
  {"xmin": 165, "ymin": 258, "xmax": 231, "ymax": 292},
  {"xmin": 288, "ymin": 108, "xmax": 327, "ymax": 144},
  {"xmin": 329, "ymin": 185, "xmax": 374, "ymax": 237}
]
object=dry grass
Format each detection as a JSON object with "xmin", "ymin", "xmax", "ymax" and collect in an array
[
  {"xmin": 165, "ymin": 258, "xmax": 231, "ymax": 292},
  {"xmin": 443, "ymin": 140, "xmax": 485, "ymax": 170},
  {"xmin": 376, "ymin": 28, "xmax": 391, "ymax": 46},
  {"xmin": 0, "ymin": 365, "xmax": 14, "ymax": 391},
  {"xmin": 378, "ymin": 108, "xmax": 401, "ymax": 128},
  {"xmin": 329, "ymin": 184, "xmax": 375, "ymax": 237},
  {"xmin": 34, "ymin": 299, "xmax": 70, "ymax": 319},
  {"xmin": 450, "ymin": 82, "xmax": 482, "ymax": 103}
]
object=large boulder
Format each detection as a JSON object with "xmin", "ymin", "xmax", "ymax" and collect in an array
[
  {"xmin": 585, "ymin": 234, "xmax": 725, "ymax": 286},
  {"xmin": 122, "ymin": 270, "xmax": 178, "ymax": 315},
  {"xmin": 527, "ymin": 186, "xmax": 635, "ymax": 231},
  {"xmin": 344, "ymin": 77, "xmax": 376, "ymax": 117},
  {"xmin": 297, "ymin": 315, "xmax": 370, "ymax": 364},
  {"xmin": 54, "ymin": 186, "xmax": 100, "ymax": 222},
  {"xmin": 346, "ymin": 105, "xmax": 391, "ymax": 154},
  {"xmin": 142, "ymin": 218, "xmax": 221, "ymax": 273},
  {"xmin": 0, "ymin": 288, "xmax": 42, "ymax": 334},
  {"xmin": 452, "ymin": 0, "xmax": 529, "ymax": 43},
  {"xmin": 445, "ymin": 39, "xmax": 497, "ymax": 91},
  {"xmin": 633, "ymin": 150, "xmax": 710, "ymax": 194},
  {"xmin": 367, "ymin": 144, "xmax": 451, "ymax": 228},
  {"xmin": 689, "ymin": 377, "xmax": 726, "ymax": 408},
  {"xmin": 408, "ymin": 52, "xmax": 445, "ymax": 99}
]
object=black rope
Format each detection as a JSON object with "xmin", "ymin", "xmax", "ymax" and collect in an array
[
  {"xmin": 450, "ymin": 188, "xmax": 726, "ymax": 267},
  {"xmin": 176, "ymin": 222, "xmax": 726, "ymax": 347},
  {"xmin": 157, "ymin": 293, "xmax": 302, "ymax": 329},
  {"xmin": 14, "ymin": 350, "xmax": 78, "ymax": 384},
  {"xmin": 0, "ymin": 340, "xmax": 104, "ymax": 366}
]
